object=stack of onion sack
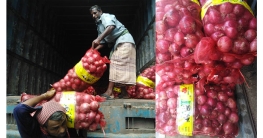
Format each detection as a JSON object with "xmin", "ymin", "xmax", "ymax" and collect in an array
[
  {"xmin": 195, "ymin": 0, "xmax": 257, "ymax": 69},
  {"xmin": 52, "ymin": 91, "xmax": 106, "ymax": 132},
  {"xmin": 135, "ymin": 65, "xmax": 155, "ymax": 99},
  {"xmin": 155, "ymin": 82, "xmax": 239, "ymax": 137},
  {"xmin": 52, "ymin": 48, "xmax": 110, "ymax": 92},
  {"xmin": 156, "ymin": 0, "xmax": 204, "ymax": 64}
]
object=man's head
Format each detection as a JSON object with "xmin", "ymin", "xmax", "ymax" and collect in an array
[
  {"xmin": 90, "ymin": 5, "xmax": 103, "ymax": 21},
  {"xmin": 36, "ymin": 101, "xmax": 68, "ymax": 138},
  {"xmin": 43, "ymin": 111, "xmax": 68, "ymax": 137}
]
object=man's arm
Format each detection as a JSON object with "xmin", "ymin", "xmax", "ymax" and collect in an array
[
  {"xmin": 22, "ymin": 89, "xmax": 56, "ymax": 107},
  {"xmin": 92, "ymin": 25, "xmax": 115, "ymax": 49}
]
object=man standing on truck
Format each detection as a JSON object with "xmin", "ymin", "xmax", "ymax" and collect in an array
[
  {"xmin": 90, "ymin": 5, "xmax": 136, "ymax": 100},
  {"xmin": 13, "ymin": 89, "xmax": 86, "ymax": 138}
]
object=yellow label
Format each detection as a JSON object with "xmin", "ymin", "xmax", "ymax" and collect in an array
[
  {"xmin": 59, "ymin": 91, "xmax": 76, "ymax": 128},
  {"xmin": 191, "ymin": 0, "xmax": 200, "ymax": 6},
  {"xmin": 74, "ymin": 61, "xmax": 100, "ymax": 84},
  {"xmin": 201, "ymin": 0, "xmax": 254, "ymax": 19},
  {"xmin": 177, "ymin": 84, "xmax": 194, "ymax": 136},
  {"xmin": 136, "ymin": 75, "xmax": 155, "ymax": 88},
  {"xmin": 113, "ymin": 87, "xmax": 121, "ymax": 93}
]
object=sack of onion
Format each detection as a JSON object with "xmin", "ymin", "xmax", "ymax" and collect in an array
[{"xmin": 52, "ymin": 48, "xmax": 110, "ymax": 92}]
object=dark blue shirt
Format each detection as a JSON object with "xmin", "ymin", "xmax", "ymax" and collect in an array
[{"xmin": 13, "ymin": 103, "xmax": 84, "ymax": 138}]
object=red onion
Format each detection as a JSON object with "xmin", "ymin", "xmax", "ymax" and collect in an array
[
  {"xmin": 223, "ymin": 122, "xmax": 235, "ymax": 135},
  {"xmin": 240, "ymin": 54, "xmax": 255, "ymax": 66},
  {"xmin": 167, "ymin": 98, "xmax": 177, "ymax": 109},
  {"xmin": 222, "ymin": 54, "xmax": 236, "ymax": 63},
  {"xmin": 218, "ymin": 92, "xmax": 228, "ymax": 102},
  {"xmin": 219, "ymin": 2, "xmax": 233, "ymax": 15},
  {"xmin": 90, "ymin": 101, "xmax": 99, "ymax": 111},
  {"xmin": 216, "ymin": 102, "xmax": 226, "ymax": 113},
  {"xmin": 202, "ymin": 118, "xmax": 212, "ymax": 127},
  {"xmin": 249, "ymin": 38, "xmax": 257, "ymax": 52},
  {"xmin": 156, "ymin": 12, "xmax": 165, "ymax": 21},
  {"xmin": 244, "ymin": 29, "xmax": 257, "ymax": 42},
  {"xmin": 179, "ymin": 15, "xmax": 197, "ymax": 34},
  {"xmin": 202, "ymin": 126, "xmax": 213, "ymax": 134},
  {"xmin": 200, "ymin": 104, "xmax": 212, "ymax": 116},
  {"xmin": 164, "ymin": 9, "xmax": 180, "ymax": 27},
  {"xmin": 229, "ymin": 112, "xmax": 239, "ymax": 123},
  {"xmin": 233, "ymin": 4, "xmax": 245, "ymax": 17},
  {"xmin": 206, "ymin": 97, "xmax": 217, "ymax": 107},
  {"xmin": 217, "ymin": 113, "xmax": 227, "ymax": 124},
  {"xmin": 217, "ymin": 36, "xmax": 233, "ymax": 53},
  {"xmin": 227, "ymin": 98, "xmax": 237, "ymax": 109},
  {"xmin": 169, "ymin": 43, "xmax": 181, "ymax": 56},
  {"xmin": 249, "ymin": 18, "xmax": 257, "ymax": 29},
  {"xmin": 156, "ymin": 21, "xmax": 168, "ymax": 35},
  {"xmin": 207, "ymin": 89, "xmax": 218, "ymax": 99},
  {"xmin": 211, "ymin": 119, "xmax": 220, "ymax": 128},
  {"xmin": 156, "ymin": 39, "xmax": 170, "ymax": 53},
  {"xmin": 185, "ymin": 34, "xmax": 199, "ymax": 48},
  {"xmin": 209, "ymin": 110, "xmax": 218, "ymax": 119},
  {"xmin": 208, "ymin": 8, "xmax": 223, "ymax": 24},
  {"xmin": 232, "ymin": 37, "xmax": 250, "ymax": 55},
  {"xmin": 224, "ymin": 27, "xmax": 238, "ymax": 39},
  {"xmin": 180, "ymin": 46, "xmax": 193, "ymax": 57},
  {"xmin": 80, "ymin": 103, "xmax": 90, "ymax": 113},
  {"xmin": 194, "ymin": 118, "xmax": 203, "ymax": 130},
  {"xmin": 174, "ymin": 32, "xmax": 185, "ymax": 46},
  {"xmin": 197, "ymin": 95, "xmax": 207, "ymax": 105}
]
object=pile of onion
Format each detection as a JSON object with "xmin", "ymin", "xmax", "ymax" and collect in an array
[
  {"xmin": 193, "ymin": 83, "xmax": 239, "ymax": 137},
  {"xmin": 155, "ymin": 82, "xmax": 179, "ymax": 136},
  {"xmin": 52, "ymin": 91, "xmax": 106, "ymax": 132},
  {"xmin": 135, "ymin": 65, "xmax": 156, "ymax": 99},
  {"xmin": 52, "ymin": 48, "xmax": 110, "ymax": 92},
  {"xmin": 156, "ymin": 0, "xmax": 204, "ymax": 64},
  {"xmin": 196, "ymin": 1, "xmax": 257, "ymax": 69}
]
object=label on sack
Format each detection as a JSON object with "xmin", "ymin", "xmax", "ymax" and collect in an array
[
  {"xmin": 74, "ymin": 61, "xmax": 100, "ymax": 84},
  {"xmin": 113, "ymin": 87, "xmax": 121, "ymax": 93},
  {"xmin": 191, "ymin": 0, "xmax": 200, "ymax": 6},
  {"xmin": 59, "ymin": 91, "xmax": 76, "ymax": 128},
  {"xmin": 201, "ymin": 0, "xmax": 254, "ymax": 19},
  {"xmin": 136, "ymin": 75, "xmax": 155, "ymax": 88},
  {"xmin": 176, "ymin": 84, "xmax": 194, "ymax": 136}
]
